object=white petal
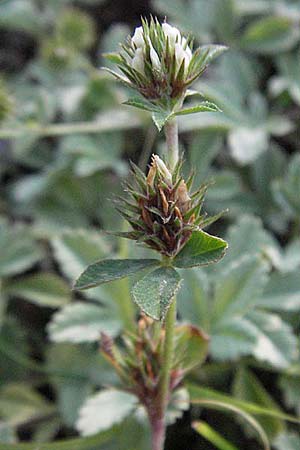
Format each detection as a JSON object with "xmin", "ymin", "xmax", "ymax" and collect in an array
[
  {"xmin": 175, "ymin": 43, "xmax": 185, "ymax": 67},
  {"xmin": 175, "ymin": 43, "xmax": 192, "ymax": 74},
  {"xmin": 150, "ymin": 45, "xmax": 161, "ymax": 71},
  {"xmin": 132, "ymin": 26, "xmax": 144, "ymax": 48},
  {"xmin": 153, "ymin": 155, "xmax": 172, "ymax": 185},
  {"xmin": 162, "ymin": 23, "xmax": 181, "ymax": 46},
  {"xmin": 131, "ymin": 47, "xmax": 144, "ymax": 74}
]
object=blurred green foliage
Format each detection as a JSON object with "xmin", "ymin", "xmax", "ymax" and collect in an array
[{"xmin": 0, "ymin": 0, "xmax": 300, "ymax": 449}]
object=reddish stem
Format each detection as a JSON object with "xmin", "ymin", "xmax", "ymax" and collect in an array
[{"xmin": 150, "ymin": 414, "xmax": 166, "ymax": 450}]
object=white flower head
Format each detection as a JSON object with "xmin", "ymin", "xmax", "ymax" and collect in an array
[{"xmin": 107, "ymin": 17, "xmax": 227, "ymax": 103}]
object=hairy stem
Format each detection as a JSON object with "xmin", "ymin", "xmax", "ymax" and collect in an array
[
  {"xmin": 164, "ymin": 118, "xmax": 179, "ymax": 170},
  {"xmin": 150, "ymin": 117, "xmax": 179, "ymax": 450},
  {"xmin": 151, "ymin": 298, "xmax": 177, "ymax": 450},
  {"xmin": 150, "ymin": 416, "xmax": 166, "ymax": 450},
  {"xmin": 160, "ymin": 297, "xmax": 177, "ymax": 409}
]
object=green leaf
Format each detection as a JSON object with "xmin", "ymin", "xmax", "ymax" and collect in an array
[
  {"xmin": 193, "ymin": 421, "xmax": 238, "ymax": 450},
  {"xmin": 280, "ymin": 239, "xmax": 300, "ymax": 273},
  {"xmin": 211, "ymin": 255, "xmax": 269, "ymax": 324},
  {"xmin": 233, "ymin": 367, "xmax": 284, "ymax": 439},
  {"xmin": 174, "ymin": 230, "xmax": 227, "ymax": 268},
  {"xmin": 0, "ymin": 383, "xmax": 53, "ymax": 427},
  {"xmin": 76, "ymin": 389, "xmax": 137, "ymax": 435},
  {"xmin": 174, "ymin": 101, "xmax": 221, "ymax": 116},
  {"xmin": 241, "ymin": 16, "xmax": 300, "ymax": 54},
  {"xmin": 214, "ymin": 0, "xmax": 235, "ymax": 41},
  {"xmin": 0, "ymin": 220, "xmax": 42, "ymax": 277},
  {"xmin": 216, "ymin": 216, "xmax": 279, "ymax": 271},
  {"xmin": 273, "ymin": 153, "xmax": 300, "ymax": 217},
  {"xmin": 174, "ymin": 324, "xmax": 209, "ymax": 372},
  {"xmin": 188, "ymin": 130, "xmax": 222, "ymax": 184},
  {"xmin": 47, "ymin": 302, "xmax": 121, "ymax": 343},
  {"xmin": 274, "ymin": 433, "xmax": 300, "ymax": 450},
  {"xmin": 258, "ymin": 271, "xmax": 300, "ymax": 311},
  {"xmin": 131, "ymin": 266, "xmax": 182, "ymax": 320},
  {"xmin": 0, "ymin": 0, "xmax": 41, "ymax": 35},
  {"xmin": 279, "ymin": 372, "xmax": 300, "ymax": 417},
  {"xmin": 61, "ymin": 133, "xmax": 125, "ymax": 178},
  {"xmin": 199, "ymin": 45, "xmax": 229, "ymax": 66},
  {"xmin": 246, "ymin": 310, "xmax": 297, "ymax": 369},
  {"xmin": 51, "ymin": 229, "xmax": 112, "ymax": 302},
  {"xmin": 4, "ymin": 273, "xmax": 71, "ymax": 308},
  {"xmin": 74, "ymin": 259, "xmax": 159, "ymax": 290},
  {"xmin": 177, "ymin": 269, "xmax": 211, "ymax": 331},
  {"xmin": 210, "ymin": 317, "xmax": 257, "ymax": 361},
  {"xmin": 123, "ymin": 97, "xmax": 160, "ymax": 113},
  {"xmin": 46, "ymin": 344, "xmax": 117, "ymax": 427},
  {"xmin": 228, "ymin": 127, "xmax": 268, "ymax": 165},
  {"xmin": 52, "ymin": 230, "xmax": 110, "ymax": 281},
  {"xmin": 153, "ymin": 0, "xmax": 215, "ymax": 42}
]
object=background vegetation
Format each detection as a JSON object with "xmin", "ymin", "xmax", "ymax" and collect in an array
[{"xmin": 0, "ymin": 0, "xmax": 300, "ymax": 449}]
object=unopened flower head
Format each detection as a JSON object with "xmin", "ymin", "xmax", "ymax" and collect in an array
[
  {"xmin": 104, "ymin": 17, "xmax": 221, "ymax": 104},
  {"xmin": 115, "ymin": 154, "xmax": 220, "ymax": 257}
]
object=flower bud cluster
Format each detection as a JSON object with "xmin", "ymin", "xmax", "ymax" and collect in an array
[
  {"xmin": 100, "ymin": 315, "xmax": 184, "ymax": 414},
  {"xmin": 115, "ymin": 154, "xmax": 217, "ymax": 258}
]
